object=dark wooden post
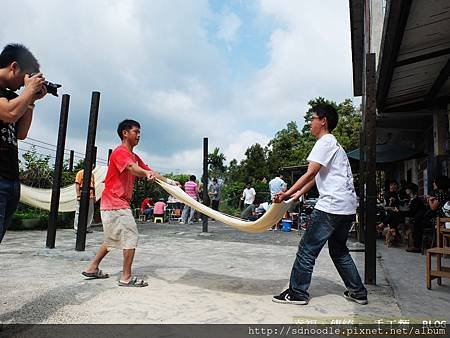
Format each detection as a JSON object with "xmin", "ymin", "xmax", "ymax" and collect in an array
[
  {"xmin": 76, "ymin": 92, "xmax": 100, "ymax": 251},
  {"xmin": 69, "ymin": 150, "xmax": 74, "ymax": 172},
  {"xmin": 364, "ymin": 53, "xmax": 377, "ymax": 285},
  {"xmin": 202, "ymin": 137, "xmax": 209, "ymax": 232},
  {"xmin": 93, "ymin": 146, "xmax": 97, "ymax": 167},
  {"xmin": 46, "ymin": 94, "xmax": 70, "ymax": 248},
  {"xmin": 358, "ymin": 131, "xmax": 365, "ymax": 243}
]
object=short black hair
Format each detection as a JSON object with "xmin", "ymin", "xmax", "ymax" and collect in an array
[
  {"xmin": 433, "ymin": 175, "xmax": 449, "ymax": 190},
  {"xmin": 117, "ymin": 119, "xmax": 140, "ymax": 140},
  {"xmin": 190, "ymin": 175, "xmax": 196, "ymax": 181},
  {"xmin": 312, "ymin": 103, "xmax": 338, "ymax": 131},
  {"xmin": 0, "ymin": 43, "xmax": 40, "ymax": 73},
  {"xmin": 406, "ymin": 183, "xmax": 418, "ymax": 194}
]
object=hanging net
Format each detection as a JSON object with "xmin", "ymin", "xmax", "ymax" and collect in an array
[{"xmin": 19, "ymin": 166, "xmax": 107, "ymax": 212}]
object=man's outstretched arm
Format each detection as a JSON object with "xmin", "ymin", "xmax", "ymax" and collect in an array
[{"xmin": 273, "ymin": 161, "xmax": 321, "ymax": 203}]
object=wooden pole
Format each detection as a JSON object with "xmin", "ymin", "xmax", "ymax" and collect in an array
[
  {"xmin": 364, "ymin": 53, "xmax": 377, "ymax": 285},
  {"xmin": 76, "ymin": 92, "xmax": 100, "ymax": 251},
  {"xmin": 46, "ymin": 94, "xmax": 70, "ymax": 248},
  {"xmin": 202, "ymin": 137, "xmax": 209, "ymax": 232}
]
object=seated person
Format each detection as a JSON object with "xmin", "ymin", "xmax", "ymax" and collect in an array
[
  {"xmin": 140, "ymin": 196, "xmax": 154, "ymax": 220},
  {"xmin": 241, "ymin": 202, "xmax": 256, "ymax": 220},
  {"xmin": 153, "ymin": 198, "xmax": 167, "ymax": 220},
  {"xmin": 399, "ymin": 183, "xmax": 426, "ymax": 251},
  {"xmin": 377, "ymin": 180, "xmax": 403, "ymax": 241},
  {"xmin": 407, "ymin": 175, "xmax": 449, "ymax": 252},
  {"xmin": 384, "ymin": 180, "xmax": 400, "ymax": 208},
  {"xmin": 398, "ymin": 179, "xmax": 409, "ymax": 207}
]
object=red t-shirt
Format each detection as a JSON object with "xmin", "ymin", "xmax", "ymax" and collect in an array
[
  {"xmin": 140, "ymin": 198, "xmax": 153, "ymax": 212},
  {"xmin": 100, "ymin": 145, "xmax": 151, "ymax": 210}
]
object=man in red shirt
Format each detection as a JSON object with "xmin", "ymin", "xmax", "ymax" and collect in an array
[
  {"xmin": 82, "ymin": 119, "xmax": 179, "ymax": 287},
  {"xmin": 140, "ymin": 196, "xmax": 154, "ymax": 220}
]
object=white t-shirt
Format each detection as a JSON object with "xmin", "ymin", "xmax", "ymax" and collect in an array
[
  {"xmin": 269, "ymin": 176, "xmax": 287, "ymax": 199},
  {"xmin": 242, "ymin": 187, "xmax": 256, "ymax": 204},
  {"xmin": 307, "ymin": 134, "xmax": 357, "ymax": 215}
]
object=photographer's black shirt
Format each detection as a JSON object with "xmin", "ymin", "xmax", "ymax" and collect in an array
[{"xmin": 0, "ymin": 88, "xmax": 19, "ymax": 180}]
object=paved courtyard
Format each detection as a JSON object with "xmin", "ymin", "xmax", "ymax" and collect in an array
[{"xmin": 0, "ymin": 221, "xmax": 409, "ymax": 325}]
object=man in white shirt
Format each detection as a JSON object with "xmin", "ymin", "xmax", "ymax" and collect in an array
[
  {"xmin": 241, "ymin": 182, "xmax": 256, "ymax": 209},
  {"xmin": 272, "ymin": 104, "xmax": 367, "ymax": 306},
  {"xmin": 269, "ymin": 175, "xmax": 287, "ymax": 199}
]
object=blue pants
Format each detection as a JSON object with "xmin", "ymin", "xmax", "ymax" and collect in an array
[
  {"xmin": 289, "ymin": 209, "xmax": 367, "ymax": 299},
  {"xmin": 182, "ymin": 205, "xmax": 195, "ymax": 224},
  {"xmin": 143, "ymin": 208, "xmax": 154, "ymax": 219},
  {"xmin": 0, "ymin": 177, "xmax": 20, "ymax": 243}
]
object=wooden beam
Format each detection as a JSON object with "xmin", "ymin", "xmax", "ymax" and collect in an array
[
  {"xmin": 349, "ymin": 0, "xmax": 365, "ymax": 96},
  {"xmin": 376, "ymin": 0, "xmax": 412, "ymax": 111},
  {"xmin": 425, "ymin": 59, "xmax": 450, "ymax": 101},
  {"xmin": 396, "ymin": 47, "xmax": 450, "ymax": 67},
  {"xmin": 383, "ymin": 96, "xmax": 450, "ymax": 113}
]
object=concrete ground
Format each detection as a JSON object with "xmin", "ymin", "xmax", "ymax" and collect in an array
[{"xmin": 0, "ymin": 220, "xmax": 448, "ymax": 324}]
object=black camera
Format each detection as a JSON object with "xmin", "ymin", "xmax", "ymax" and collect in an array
[
  {"xmin": 29, "ymin": 73, "xmax": 61, "ymax": 97},
  {"xmin": 44, "ymin": 81, "xmax": 62, "ymax": 97}
]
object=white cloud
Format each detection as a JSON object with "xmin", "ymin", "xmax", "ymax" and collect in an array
[
  {"xmin": 223, "ymin": 130, "xmax": 271, "ymax": 163},
  {"xmin": 217, "ymin": 9, "xmax": 242, "ymax": 44},
  {"xmin": 234, "ymin": 0, "xmax": 355, "ymax": 131},
  {"xmin": 3, "ymin": 0, "xmax": 356, "ymax": 176}
]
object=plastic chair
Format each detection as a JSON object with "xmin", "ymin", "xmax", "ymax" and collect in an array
[
  {"xmin": 153, "ymin": 216, "xmax": 164, "ymax": 223},
  {"xmin": 169, "ymin": 208, "xmax": 182, "ymax": 223}
]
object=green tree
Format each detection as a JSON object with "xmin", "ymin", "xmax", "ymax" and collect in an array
[
  {"xmin": 208, "ymin": 147, "xmax": 226, "ymax": 179},
  {"xmin": 239, "ymin": 143, "xmax": 269, "ymax": 183},
  {"xmin": 19, "ymin": 146, "xmax": 53, "ymax": 188},
  {"xmin": 266, "ymin": 121, "xmax": 302, "ymax": 175},
  {"xmin": 333, "ymin": 99, "xmax": 362, "ymax": 151},
  {"xmin": 225, "ymin": 159, "xmax": 242, "ymax": 183}
]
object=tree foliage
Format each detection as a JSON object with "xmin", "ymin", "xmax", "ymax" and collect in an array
[
  {"xmin": 208, "ymin": 147, "xmax": 226, "ymax": 179},
  {"xmin": 20, "ymin": 147, "xmax": 54, "ymax": 188}
]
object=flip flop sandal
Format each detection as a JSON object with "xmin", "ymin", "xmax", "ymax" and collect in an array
[
  {"xmin": 118, "ymin": 277, "xmax": 148, "ymax": 287},
  {"xmin": 82, "ymin": 268, "xmax": 109, "ymax": 279}
]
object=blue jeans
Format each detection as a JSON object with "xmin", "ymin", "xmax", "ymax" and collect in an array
[
  {"xmin": 289, "ymin": 209, "xmax": 367, "ymax": 299},
  {"xmin": 182, "ymin": 204, "xmax": 195, "ymax": 223},
  {"xmin": 143, "ymin": 208, "xmax": 153, "ymax": 219},
  {"xmin": 0, "ymin": 177, "xmax": 20, "ymax": 243}
]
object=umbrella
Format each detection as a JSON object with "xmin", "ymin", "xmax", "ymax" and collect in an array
[{"xmin": 347, "ymin": 144, "xmax": 424, "ymax": 163}]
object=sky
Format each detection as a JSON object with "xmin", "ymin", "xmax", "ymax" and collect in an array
[{"xmin": 1, "ymin": 0, "xmax": 356, "ymax": 176}]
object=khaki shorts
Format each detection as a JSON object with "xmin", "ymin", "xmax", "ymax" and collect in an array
[{"xmin": 101, "ymin": 209, "xmax": 138, "ymax": 250}]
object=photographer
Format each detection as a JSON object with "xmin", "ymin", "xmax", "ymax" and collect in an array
[{"xmin": 0, "ymin": 44, "xmax": 47, "ymax": 243}]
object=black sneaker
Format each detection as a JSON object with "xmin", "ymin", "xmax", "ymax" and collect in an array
[
  {"xmin": 272, "ymin": 289, "xmax": 309, "ymax": 305},
  {"xmin": 343, "ymin": 290, "xmax": 368, "ymax": 305}
]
